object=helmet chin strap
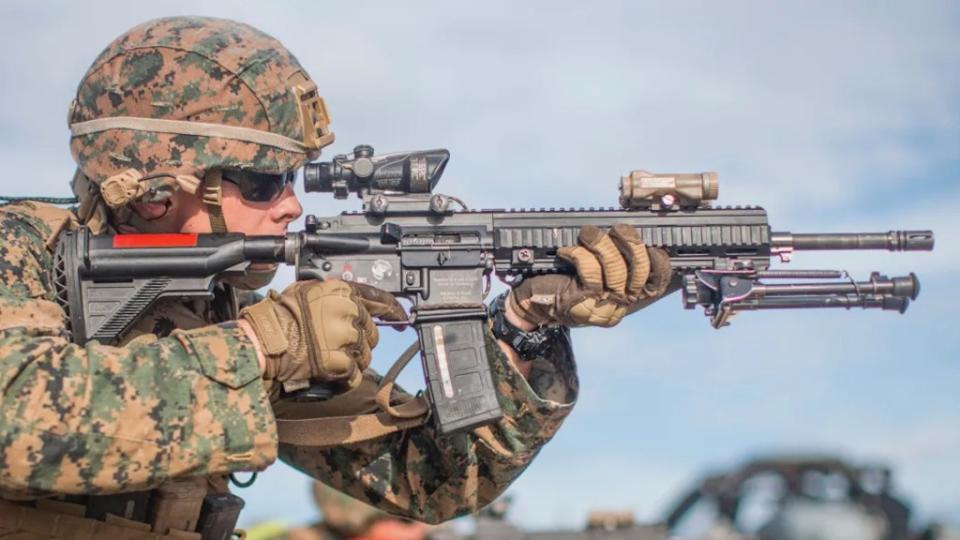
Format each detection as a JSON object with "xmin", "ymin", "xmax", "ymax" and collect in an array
[
  {"xmin": 96, "ymin": 168, "xmax": 229, "ymax": 234},
  {"xmin": 201, "ymin": 169, "xmax": 228, "ymax": 233}
]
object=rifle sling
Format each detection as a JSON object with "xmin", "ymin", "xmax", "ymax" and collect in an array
[
  {"xmin": 375, "ymin": 340, "xmax": 430, "ymax": 419},
  {"xmin": 275, "ymin": 341, "xmax": 429, "ymax": 447}
]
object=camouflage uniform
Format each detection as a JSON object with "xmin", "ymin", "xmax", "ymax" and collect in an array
[
  {"xmin": 0, "ymin": 16, "xmax": 579, "ymax": 537},
  {"xmin": 0, "ymin": 203, "xmax": 578, "ymax": 532}
]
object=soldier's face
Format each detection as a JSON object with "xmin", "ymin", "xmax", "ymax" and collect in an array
[
  {"xmin": 164, "ymin": 179, "xmax": 303, "ymax": 236},
  {"xmin": 219, "ymin": 178, "xmax": 304, "ymax": 236},
  {"xmin": 126, "ymin": 175, "xmax": 303, "ymax": 250}
]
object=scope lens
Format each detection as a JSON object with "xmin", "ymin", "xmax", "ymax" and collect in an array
[{"xmin": 303, "ymin": 162, "xmax": 335, "ymax": 193}]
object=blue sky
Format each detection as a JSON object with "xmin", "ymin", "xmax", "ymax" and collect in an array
[{"xmin": 1, "ymin": 0, "xmax": 957, "ymax": 532}]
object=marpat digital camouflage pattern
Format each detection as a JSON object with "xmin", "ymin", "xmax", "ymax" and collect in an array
[
  {"xmin": 0, "ymin": 201, "xmax": 578, "ymax": 529},
  {"xmin": 70, "ymin": 16, "xmax": 320, "ymax": 185},
  {"xmin": 67, "ymin": 16, "xmax": 333, "ymax": 238},
  {"xmin": 0, "ymin": 201, "xmax": 277, "ymax": 500},
  {"xmin": 0, "ymin": 15, "xmax": 580, "ymax": 536}
]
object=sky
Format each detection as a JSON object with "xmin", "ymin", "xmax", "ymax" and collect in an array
[{"xmin": 0, "ymin": 0, "xmax": 957, "ymax": 534}]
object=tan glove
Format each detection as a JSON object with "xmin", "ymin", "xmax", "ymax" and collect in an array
[
  {"xmin": 240, "ymin": 279, "xmax": 406, "ymax": 392},
  {"xmin": 509, "ymin": 224, "xmax": 673, "ymax": 327}
]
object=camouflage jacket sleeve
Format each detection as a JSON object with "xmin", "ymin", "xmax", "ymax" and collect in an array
[
  {"xmin": 279, "ymin": 326, "xmax": 579, "ymax": 524},
  {"xmin": 0, "ymin": 204, "xmax": 277, "ymax": 499}
]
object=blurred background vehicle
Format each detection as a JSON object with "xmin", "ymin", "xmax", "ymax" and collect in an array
[{"xmin": 426, "ymin": 456, "xmax": 959, "ymax": 540}]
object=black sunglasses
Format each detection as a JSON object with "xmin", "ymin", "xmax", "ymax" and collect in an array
[{"xmin": 220, "ymin": 169, "xmax": 297, "ymax": 202}]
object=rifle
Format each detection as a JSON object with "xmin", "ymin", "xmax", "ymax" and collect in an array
[{"xmin": 53, "ymin": 144, "xmax": 934, "ymax": 434}]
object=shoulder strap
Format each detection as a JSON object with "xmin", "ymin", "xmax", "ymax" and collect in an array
[
  {"xmin": 375, "ymin": 341, "xmax": 431, "ymax": 419},
  {"xmin": 276, "ymin": 341, "xmax": 430, "ymax": 447},
  {"xmin": 275, "ymin": 409, "xmax": 427, "ymax": 447}
]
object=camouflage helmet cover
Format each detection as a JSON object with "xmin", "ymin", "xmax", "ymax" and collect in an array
[{"xmin": 68, "ymin": 16, "xmax": 333, "ymax": 206}]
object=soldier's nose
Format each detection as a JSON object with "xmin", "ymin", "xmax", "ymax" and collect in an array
[{"xmin": 273, "ymin": 186, "xmax": 303, "ymax": 225}]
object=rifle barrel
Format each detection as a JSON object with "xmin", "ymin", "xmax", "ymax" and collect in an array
[{"xmin": 770, "ymin": 230, "xmax": 934, "ymax": 252}]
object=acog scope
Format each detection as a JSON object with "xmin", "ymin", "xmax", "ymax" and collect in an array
[{"xmin": 304, "ymin": 144, "xmax": 450, "ymax": 199}]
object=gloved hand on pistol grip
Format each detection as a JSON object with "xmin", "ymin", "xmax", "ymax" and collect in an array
[
  {"xmin": 509, "ymin": 224, "xmax": 673, "ymax": 328},
  {"xmin": 240, "ymin": 279, "xmax": 407, "ymax": 393}
]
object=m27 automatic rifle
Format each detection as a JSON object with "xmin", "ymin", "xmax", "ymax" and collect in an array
[{"xmin": 53, "ymin": 145, "xmax": 935, "ymax": 435}]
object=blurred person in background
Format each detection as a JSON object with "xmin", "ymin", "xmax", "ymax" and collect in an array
[{"xmin": 248, "ymin": 482, "xmax": 437, "ymax": 540}]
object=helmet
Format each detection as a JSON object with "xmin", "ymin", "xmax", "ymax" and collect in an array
[{"xmin": 68, "ymin": 16, "xmax": 334, "ymax": 232}]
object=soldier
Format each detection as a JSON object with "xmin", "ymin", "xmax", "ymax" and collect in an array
[
  {"xmin": 247, "ymin": 482, "xmax": 436, "ymax": 540},
  {"xmin": 0, "ymin": 16, "xmax": 671, "ymax": 538}
]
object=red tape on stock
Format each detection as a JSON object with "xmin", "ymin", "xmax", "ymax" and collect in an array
[{"xmin": 113, "ymin": 234, "xmax": 198, "ymax": 248}]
